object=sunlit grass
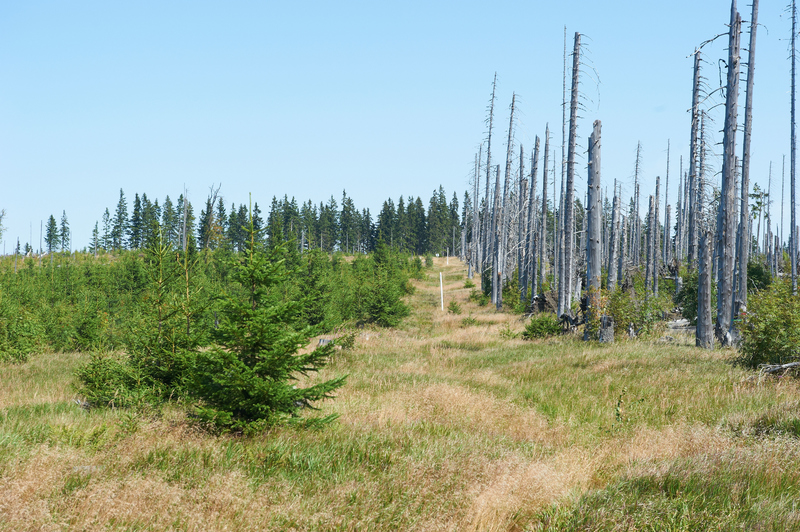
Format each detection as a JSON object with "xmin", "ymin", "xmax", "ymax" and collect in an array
[{"xmin": 1, "ymin": 257, "xmax": 799, "ymax": 530}]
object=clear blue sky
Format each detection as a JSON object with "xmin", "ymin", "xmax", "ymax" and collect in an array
[{"xmin": 0, "ymin": 0, "xmax": 795, "ymax": 250}]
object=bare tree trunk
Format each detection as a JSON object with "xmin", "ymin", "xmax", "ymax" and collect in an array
[
  {"xmin": 654, "ymin": 176, "xmax": 661, "ymax": 296},
  {"xmin": 635, "ymin": 181, "xmax": 641, "ymax": 266},
  {"xmin": 607, "ymin": 180, "xmax": 620, "ymax": 291},
  {"xmin": 793, "ymin": 0, "xmax": 798, "ymax": 294},
  {"xmin": 563, "ymin": 32, "xmax": 582, "ymax": 317},
  {"xmin": 527, "ymin": 137, "xmax": 540, "ymax": 301},
  {"xmin": 619, "ymin": 213, "xmax": 627, "ymax": 286},
  {"xmin": 677, "ymin": 163, "xmax": 684, "ymax": 263},
  {"xmin": 470, "ymin": 145, "xmax": 481, "ymax": 279},
  {"xmin": 586, "ymin": 121, "xmax": 602, "ymax": 340},
  {"xmin": 716, "ymin": 1, "xmax": 742, "ymax": 346},
  {"xmin": 697, "ymin": 231, "xmax": 714, "ymax": 349},
  {"xmin": 664, "ymin": 142, "xmax": 670, "ymax": 265},
  {"xmin": 518, "ymin": 144, "xmax": 528, "ymax": 303},
  {"xmin": 491, "ymin": 164, "xmax": 502, "ymax": 305},
  {"xmin": 557, "ymin": 168, "xmax": 566, "ymax": 317},
  {"xmin": 736, "ymin": 0, "xmax": 758, "ymax": 313},
  {"xmin": 646, "ymin": 195, "xmax": 654, "ymax": 292},
  {"xmin": 483, "ymin": 74, "xmax": 497, "ymax": 282},
  {"xmin": 688, "ymin": 51, "xmax": 702, "ymax": 267},
  {"xmin": 665, "ymin": 204, "xmax": 672, "ymax": 266},
  {"xmin": 537, "ymin": 128, "xmax": 550, "ymax": 302},
  {"xmin": 497, "ymin": 94, "xmax": 517, "ymax": 310}
]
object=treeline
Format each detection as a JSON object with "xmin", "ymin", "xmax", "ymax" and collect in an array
[{"xmin": 31, "ymin": 187, "xmax": 469, "ymax": 258}]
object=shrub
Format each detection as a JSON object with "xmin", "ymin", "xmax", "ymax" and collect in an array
[
  {"xmin": 447, "ymin": 300, "xmax": 462, "ymax": 315},
  {"xmin": 469, "ymin": 289, "xmax": 489, "ymax": 306},
  {"xmin": 521, "ymin": 313, "xmax": 561, "ymax": 339},
  {"xmin": 464, "ymin": 278, "xmax": 475, "ymax": 289},
  {"xmin": 607, "ymin": 273, "xmax": 672, "ymax": 337},
  {"xmin": 738, "ymin": 279, "xmax": 800, "ymax": 368},
  {"xmin": 461, "ymin": 314, "xmax": 478, "ymax": 327}
]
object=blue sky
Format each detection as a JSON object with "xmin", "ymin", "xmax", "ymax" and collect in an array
[{"xmin": 0, "ymin": 0, "xmax": 795, "ymax": 250}]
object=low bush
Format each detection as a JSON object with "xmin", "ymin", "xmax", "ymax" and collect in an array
[
  {"xmin": 521, "ymin": 313, "xmax": 561, "ymax": 339},
  {"xmin": 737, "ymin": 279, "xmax": 800, "ymax": 368}
]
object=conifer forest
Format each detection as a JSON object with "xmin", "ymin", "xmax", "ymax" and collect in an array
[{"xmin": 5, "ymin": 1, "xmax": 800, "ymax": 530}]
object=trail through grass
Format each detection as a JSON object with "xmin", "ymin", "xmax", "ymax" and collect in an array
[{"xmin": 2, "ymin": 258, "xmax": 799, "ymax": 531}]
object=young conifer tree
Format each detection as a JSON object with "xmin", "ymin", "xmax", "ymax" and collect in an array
[{"xmin": 187, "ymin": 209, "xmax": 346, "ymax": 431}]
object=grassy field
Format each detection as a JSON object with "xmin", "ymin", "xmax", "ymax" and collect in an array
[{"xmin": 2, "ymin": 257, "xmax": 800, "ymax": 531}]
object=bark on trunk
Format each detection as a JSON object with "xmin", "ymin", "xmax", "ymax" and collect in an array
[{"xmin": 715, "ymin": 1, "xmax": 742, "ymax": 346}]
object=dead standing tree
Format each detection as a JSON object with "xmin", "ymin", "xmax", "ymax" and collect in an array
[
  {"xmin": 559, "ymin": 32, "xmax": 581, "ymax": 319},
  {"xmin": 688, "ymin": 51, "xmax": 702, "ymax": 268},
  {"xmin": 496, "ymin": 93, "xmax": 517, "ymax": 310},
  {"xmin": 792, "ymin": 0, "xmax": 798, "ymax": 294},
  {"xmin": 715, "ymin": 0, "xmax": 742, "ymax": 346},
  {"xmin": 537, "ymin": 128, "xmax": 550, "ymax": 304},
  {"xmin": 607, "ymin": 180, "xmax": 620, "ymax": 291},
  {"xmin": 697, "ymin": 230, "xmax": 715, "ymax": 348},
  {"xmin": 586, "ymin": 120, "xmax": 603, "ymax": 339},
  {"xmin": 482, "ymin": 75, "xmax": 497, "ymax": 287},
  {"xmin": 736, "ymin": 0, "xmax": 759, "ymax": 312}
]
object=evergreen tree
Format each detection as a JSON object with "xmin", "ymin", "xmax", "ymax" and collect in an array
[
  {"xmin": 361, "ymin": 208, "xmax": 374, "ymax": 252},
  {"xmin": 45, "ymin": 215, "xmax": 59, "ymax": 253},
  {"xmin": 376, "ymin": 199, "xmax": 396, "ymax": 245},
  {"xmin": 59, "ymin": 210, "xmax": 70, "ymax": 251},
  {"xmin": 101, "ymin": 208, "xmax": 111, "ymax": 251},
  {"xmin": 317, "ymin": 197, "xmax": 338, "ymax": 252},
  {"xmin": 340, "ymin": 190, "xmax": 358, "ymax": 253},
  {"xmin": 90, "ymin": 222, "xmax": 100, "ymax": 255},
  {"xmin": 162, "ymin": 196, "xmax": 177, "ymax": 247},
  {"xmin": 112, "ymin": 189, "xmax": 128, "ymax": 250},
  {"xmin": 252, "ymin": 202, "xmax": 264, "ymax": 244},
  {"xmin": 216, "ymin": 199, "xmax": 228, "ymax": 249},
  {"xmin": 129, "ymin": 193, "xmax": 143, "ymax": 249},
  {"xmin": 186, "ymin": 217, "xmax": 346, "ymax": 431}
]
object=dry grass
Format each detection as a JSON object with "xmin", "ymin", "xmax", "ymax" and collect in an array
[{"xmin": 2, "ymin": 256, "xmax": 800, "ymax": 530}]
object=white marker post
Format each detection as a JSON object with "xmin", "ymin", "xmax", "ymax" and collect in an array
[{"xmin": 440, "ymin": 272, "xmax": 444, "ymax": 311}]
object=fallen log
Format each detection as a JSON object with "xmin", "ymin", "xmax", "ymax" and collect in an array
[{"xmin": 759, "ymin": 362, "xmax": 800, "ymax": 376}]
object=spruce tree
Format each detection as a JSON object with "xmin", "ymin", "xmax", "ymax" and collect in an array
[
  {"xmin": 129, "ymin": 193, "xmax": 143, "ymax": 249},
  {"xmin": 45, "ymin": 215, "xmax": 59, "ymax": 253},
  {"xmin": 112, "ymin": 189, "xmax": 128, "ymax": 250},
  {"xmin": 59, "ymin": 210, "xmax": 70, "ymax": 252},
  {"xmin": 187, "ymin": 215, "xmax": 346, "ymax": 431}
]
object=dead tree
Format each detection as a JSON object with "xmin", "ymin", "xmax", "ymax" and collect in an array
[
  {"xmin": 586, "ymin": 121, "xmax": 603, "ymax": 339},
  {"xmin": 607, "ymin": 180, "xmax": 620, "ymax": 291},
  {"xmin": 518, "ymin": 143, "xmax": 528, "ymax": 302},
  {"xmin": 688, "ymin": 51, "xmax": 702, "ymax": 267},
  {"xmin": 482, "ymin": 74, "xmax": 497, "ymax": 282},
  {"xmin": 470, "ymin": 145, "xmax": 481, "ymax": 279},
  {"xmin": 561, "ymin": 32, "xmax": 581, "ymax": 318},
  {"xmin": 646, "ymin": 195, "xmax": 655, "ymax": 292},
  {"xmin": 697, "ymin": 231, "xmax": 714, "ymax": 349},
  {"xmin": 736, "ymin": 0, "xmax": 759, "ymax": 312},
  {"xmin": 537, "ymin": 127, "xmax": 550, "ymax": 302},
  {"xmin": 618, "ymin": 212, "xmax": 628, "ymax": 286},
  {"xmin": 654, "ymin": 175, "xmax": 660, "ymax": 296},
  {"xmin": 633, "ymin": 143, "xmax": 642, "ymax": 266},
  {"xmin": 496, "ymin": 94, "xmax": 517, "ymax": 310},
  {"xmin": 663, "ymin": 142, "xmax": 670, "ymax": 265},
  {"xmin": 526, "ymin": 137, "xmax": 540, "ymax": 300},
  {"xmin": 793, "ymin": 0, "xmax": 798, "ymax": 294},
  {"xmin": 491, "ymin": 163, "xmax": 502, "ymax": 305},
  {"xmin": 715, "ymin": 1, "xmax": 742, "ymax": 346}
]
